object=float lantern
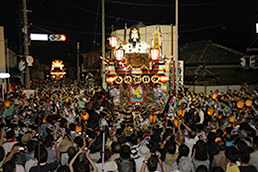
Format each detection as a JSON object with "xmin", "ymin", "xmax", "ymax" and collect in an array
[
  {"xmin": 158, "ymin": 75, "xmax": 169, "ymax": 83},
  {"xmin": 106, "ymin": 75, "xmax": 116, "ymax": 84},
  {"xmin": 115, "ymin": 48, "xmax": 124, "ymax": 61},
  {"xmin": 109, "ymin": 36, "xmax": 118, "ymax": 49},
  {"xmin": 150, "ymin": 48, "xmax": 159, "ymax": 61}
]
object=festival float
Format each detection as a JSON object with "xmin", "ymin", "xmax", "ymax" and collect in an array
[
  {"xmin": 50, "ymin": 59, "xmax": 66, "ymax": 80},
  {"xmin": 105, "ymin": 26, "xmax": 171, "ymax": 118}
]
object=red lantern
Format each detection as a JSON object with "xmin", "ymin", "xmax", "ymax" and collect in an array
[
  {"xmin": 158, "ymin": 75, "xmax": 169, "ymax": 83},
  {"xmin": 106, "ymin": 75, "xmax": 116, "ymax": 84},
  {"xmin": 115, "ymin": 48, "xmax": 124, "ymax": 61},
  {"xmin": 109, "ymin": 36, "xmax": 118, "ymax": 49},
  {"xmin": 150, "ymin": 48, "xmax": 159, "ymax": 61}
]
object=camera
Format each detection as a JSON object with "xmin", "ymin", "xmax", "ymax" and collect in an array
[
  {"xmin": 78, "ymin": 132, "xmax": 82, "ymax": 135},
  {"xmin": 151, "ymin": 153, "xmax": 158, "ymax": 157},
  {"xmin": 84, "ymin": 147, "xmax": 88, "ymax": 151},
  {"xmin": 18, "ymin": 147, "xmax": 25, "ymax": 151}
]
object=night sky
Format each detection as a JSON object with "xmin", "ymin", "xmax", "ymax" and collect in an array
[{"xmin": 1, "ymin": 0, "xmax": 258, "ymax": 65}]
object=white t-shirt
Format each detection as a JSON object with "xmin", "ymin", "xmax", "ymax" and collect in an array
[
  {"xmin": 96, "ymin": 161, "xmax": 118, "ymax": 172},
  {"xmin": 25, "ymin": 159, "xmax": 38, "ymax": 172}
]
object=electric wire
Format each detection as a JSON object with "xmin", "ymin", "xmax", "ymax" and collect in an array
[{"xmin": 105, "ymin": 0, "xmax": 234, "ymax": 7}]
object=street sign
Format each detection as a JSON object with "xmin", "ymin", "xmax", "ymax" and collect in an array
[{"xmin": 26, "ymin": 55, "xmax": 34, "ymax": 66}]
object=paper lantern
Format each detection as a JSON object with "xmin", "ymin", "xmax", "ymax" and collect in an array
[
  {"xmin": 109, "ymin": 36, "xmax": 118, "ymax": 49},
  {"xmin": 207, "ymin": 107, "xmax": 214, "ymax": 116},
  {"xmin": 150, "ymin": 48, "xmax": 159, "ymax": 61},
  {"xmin": 212, "ymin": 93, "xmax": 218, "ymax": 99},
  {"xmin": 75, "ymin": 124, "xmax": 82, "ymax": 133},
  {"xmin": 158, "ymin": 75, "xmax": 169, "ymax": 83},
  {"xmin": 149, "ymin": 114, "xmax": 157, "ymax": 124},
  {"xmin": 177, "ymin": 108, "xmax": 185, "ymax": 118},
  {"xmin": 245, "ymin": 100, "xmax": 252, "ymax": 107},
  {"xmin": 115, "ymin": 48, "xmax": 124, "ymax": 61},
  {"xmin": 4, "ymin": 100, "xmax": 10, "ymax": 108},
  {"xmin": 229, "ymin": 116, "xmax": 236, "ymax": 123},
  {"xmin": 237, "ymin": 100, "xmax": 245, "ymax": 109},
  {"xmin": 106, "ymin": 75, "xmax": 116, "ymax": 84},
  {"xmin": 173, "ymin": 118, "xmax": 181, "ymax": 128},
  {"xmin": 216, "ymin": 113, "xmax": 222, "ymax": 119},
  {"xmin": 81, "ymin": 112, "xmax": 89, "ymax": 121}
]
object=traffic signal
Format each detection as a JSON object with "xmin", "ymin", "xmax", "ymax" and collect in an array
[
  {"xmin": 250, "ymin": 56, "xmax": 256, "ymax": 68},
  {"xmin": 19, "ymin": 61, "xmax": 26, "ymax": 71},
  {"xmin": 49, "ymin": 34, "xmax": 66, "ymax": 41},
  {"xmin": 240, "ymin": 57, "xmax": 246, "ymax": 67}
]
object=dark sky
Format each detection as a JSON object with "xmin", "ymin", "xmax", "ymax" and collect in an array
[{"xmin": 1, "ymin": 0, "xmax": 258, "ymax": 64}]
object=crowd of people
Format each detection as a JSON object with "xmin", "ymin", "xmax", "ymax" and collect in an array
[{"xmin": 0, "ymin": 79, "xmax": 258, "ymax": 172}]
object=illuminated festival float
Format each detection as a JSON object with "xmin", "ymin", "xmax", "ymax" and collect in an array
[
  {"xmin": 50, "ymin": 59, "xmax": 66, "ymax": 80},
  {"xmin": 105, "ymin": 26, "xmax": 173, "ymax": 118}
]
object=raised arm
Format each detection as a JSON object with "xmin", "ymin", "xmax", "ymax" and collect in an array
[
  {"xmin": 54, "ymin": 141, "xmax": 61, "ymax": 163},
  {"xmin": 69, "ymin": 148, "xmax": 83, "ymax": 172},
  {"xmin": 86, "ymin": 149, "xmax": 97, "ymax": 172}
]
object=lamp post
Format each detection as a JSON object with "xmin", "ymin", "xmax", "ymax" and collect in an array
[{"xmin": 0, "ymin": 73, "xmax": 10, "ymax": 101}]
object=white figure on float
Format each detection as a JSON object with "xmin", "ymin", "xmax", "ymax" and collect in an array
[{"xmin": 119, "ymin": 27, "xmax": 150, "ymax": 54}]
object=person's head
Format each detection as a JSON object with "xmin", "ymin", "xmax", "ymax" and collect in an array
[
  {"xmin": 69, "ymin": 123, "xmax": 76, "ymax": 131},
  {"xmin": 119, "ymin": 160, "xmax": 133, "ymax": 172},
  {"xmin": 179, "ymin": 144, "xmax": 190, "ymax": 157},
  {"xmin": 44, "ymin": 135, "xmax": 54, "ymax": 148},
  {"xmin": 253, "ymin": 136, "xmax": 258, "ymax": 149},
  {"xmin": 225, "ymin": 146, "xmax": 239, "ymax": 163},
  {"xmin": 236, "ymin": 140, "xmax": 247, "ymax": 150},
  {"xmin": 194, "ymin": 141, "xmax": 208, "ymax": 161},
  {"xmin": 129, "ymin": 27, "xmax": 140, "ymax": 43},
  {"xmin": 167, "ymin": 142, "xmax": 176, "ymax": 154},
  {"xmin": 3, "ymin": 161, "xmax": 15, "ymax": 172},
  {"xmin": 211, "ymin": 167, "xmax": 224, "ymax": 172},
  {"xmin": 57, "ymin": 165, "xmax": 70, "ymax": 172},
  {"xmin": 130, "ymin": 134, "xmax": 138, "ymax": 145},
  {"xmin": 111, "ymin": 142, "xmax": 121, "ymax": 154},
  {"xmin": 75, "ymin": 161, "xmax": 90, "ymax": 172},
  {"xmin": 34, "ymin": 146, "xmax": 48, "ymax": 163},
  {"xmin": 6, "ymin": 130, "xmax": 15, "ymax": 140},
  {"xmin": 239, "ymin": 149, "xmax": 250, "ymax": 164},
  {"xmin": 98, "ymin": 149, "xmax": 111, "ymax": 162},
  {"xmin": 27, "ymin": 140, "xmax": 37, "ymax": 152},
  {"xmin": 0, "ymin": 146, "xmax": 5, "ymax": 162},
  {"xmin": 216, "ymin": 141, "xmax": 226, "ymax": 151},
  {"xmin": 120, "ymin": 145, "xmax": 131, "ymax": 159},
  {"xmin": 196, "ymin": 165, "xmax": 208, "ymax": 172},
  {"xmin": 178, "ymin": 157, "xmax": 194, "ymax": 172},
  {"xmin": 147, "ymin": 156, "xmax": 158, "ymax": 172}
]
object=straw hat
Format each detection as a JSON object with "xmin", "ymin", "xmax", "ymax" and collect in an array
[
  {"xmin": 21, "ymin": 133, "xmax": 33, "ymax": 145},
  {"xmin": 58, "ymin": 139, "xmax": 72, "ymax": 152}
]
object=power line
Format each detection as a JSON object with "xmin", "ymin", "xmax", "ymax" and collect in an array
[
  {"xmin": 32, "ymin": 0, "xmax": 46, "ymax": 11},
  {"xmin": 55, "ymin": 0, "xmax": 152, "ymax": 24},
  {"xmin": 105, "ymin": 0, "xmax": 233, "ymax": 7}
]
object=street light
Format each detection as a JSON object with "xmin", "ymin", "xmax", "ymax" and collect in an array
[{"xmin": 0, "ymin": 73, "xmax": 10, "ymax": 101}]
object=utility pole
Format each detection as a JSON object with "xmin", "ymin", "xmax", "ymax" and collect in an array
[
  {"xmin": 175, "ymin": 0, "xmax": 179, "ymax": 91},
  {"xmin": 77, "ymin": 42, "xmax": 80, "ymax": 82},
  {"xmin": 23, "ymin": 0, "xmax": 30, "ymax": 89},
  {"xmin": 101, "ymin": 0, "xmax": 107, "ymax": 90}
]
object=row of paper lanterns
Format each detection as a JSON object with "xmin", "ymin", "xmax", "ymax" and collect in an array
[
  {"xmin": 109, "ymin": 36, "xmax": 161, "ymax": 61},
  {"xmin": 106, "ymin": 74, "xmax": 169, "ymax": 85}
]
